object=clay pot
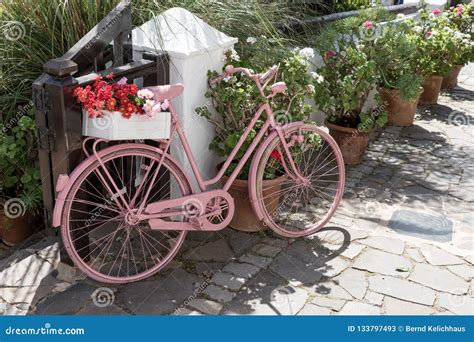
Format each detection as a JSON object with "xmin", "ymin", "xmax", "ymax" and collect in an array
[
  {"xmin": 221, "ymin": 173, "xmax": 286, "ymax": 232},
  {"xmin": 325, "ymin": 120, "xmax": 371, "ymax": 166},
  {"xmin": 380, "ymin": 88, "xmax": 422, "ymax": 127},
  {"xmin": 419, "ymin": 75, "xmax": 443, "ymax": 105},
  {"xmin": 441, "ymin": 65, "xmax": 463, "ymax": 90},
  {"xmin": 0, "ymin": 213, "xmax": 33, "ymax": 246}
]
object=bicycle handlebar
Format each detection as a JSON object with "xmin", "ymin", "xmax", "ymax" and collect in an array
[{"xmin": 224, "ymin": 65, "xmax": 278, "ymax": 84}]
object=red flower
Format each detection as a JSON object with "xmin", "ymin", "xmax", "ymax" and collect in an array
[
  {"xmin": 129, "ymin": 84, "xmax": 138, "ymax": 94},
  {"xmin": 106, "ymin": 98, "xmax": 117, "ymax": 111},
  {"xmin": 106, "ymin": 72, "xmax": 114, "ymax": 79},
  {"xmin": 270, "ymin": 150, "xmax": 282, "ymax": 162},
  {"xmin": 325, "ymin": 50, "xmax": 337, "ymax": 59}
]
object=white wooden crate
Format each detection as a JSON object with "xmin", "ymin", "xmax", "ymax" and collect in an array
[{"xmin": 82, "ymin": 110, "xmax": 171, "ymax": 140}]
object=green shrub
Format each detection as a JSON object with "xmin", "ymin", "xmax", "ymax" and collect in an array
[{"xmin": 196, "ymin": 38, "xmax": 315, "ymax": 180}]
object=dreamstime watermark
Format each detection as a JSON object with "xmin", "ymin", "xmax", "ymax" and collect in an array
[
  {"xmin": 274, "ymin": 109, "xmax": 293, "ymax": 128},
  {"xmin": 92, "ymin": 114, "xmax": 114, "ymax": 130},
  {"xmin": 270, "ymin": 286, "xmax": 294, "ymax": 314},
  {"xmin": 2, "ymin": 20, "xmax": 25, "ymax": 41},
  {"xmin": 448, "ymin": 110, "xmax": 472, "ymax": 126},
  {"xmin": 85, "ymin": 187, "xmax": 126, "ymax": 226},
  {"xmin": 352, "ymin": 102, "xmax": 387, "ymax": 138},
  {"xmin": 264, "ymin": 191, "xmax": 299, "ymax": 226},
  {"xmin": 446, "ymin": 287, "xmax": 473, "ymax": 308},
  {"xmin": 359, "ymin": 24, "xmax": 384, "ymax": 42},
  {"xmin": 3, "ymin": 198, "xmax": 26, "ymax": 219},
  {"xmin": 182, "ymin": 197, "xmax": 204, "ymax": 219},
  {"xmin": 2, "ymin": 101, "xmax": 34, "ymax": 133},
  {"xmin": 91, "ymin": 287, "xmax": 115, "ymax": 307},
  {"xmin": 173, "ymin": 277, "xmax": 212, "ymax": 315},
  {"xmin": 85, "ymin": 13, "xmax": 123, "ymax": 49},
  {"xmin": 4, "ymin": 323, "xmax": 85, "ymax": 336}
]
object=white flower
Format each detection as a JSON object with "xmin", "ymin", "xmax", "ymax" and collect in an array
[
  {"xmin": 306, "ymin": 84, "xmax": 315, "ymax": 93},
  {"xmin": 229, "ymin": 48, "xmax": 240, "ymax": 61},
  {"xmin": 413, "ymin": 26, "xmax": 423, "ymax": 33},
  {"xmin": 137, "ymin": 89, "xmax": 154, "ymax": 99},
  {"xmin": 223, "ymin": 75, "xmax": 232, "ymax": 82},
  {"xmin": 310, "ymin": 72, "xmax": 324, "ymax": 84},
  {"xmin": 246, "ymin": 36, "xmax": 257, "ymax": 44},
  {"xmin": 396, "ymin": 13, "xmax": 406, "ymax": 19},
  {"xmin": 299, "ymin": 47, "xmax": 315, "ymax": 60}
]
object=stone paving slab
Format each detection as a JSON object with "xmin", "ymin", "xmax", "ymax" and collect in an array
[{"xmin": 1, "ymin": 65, "xmax": 473, "ymax": 317}]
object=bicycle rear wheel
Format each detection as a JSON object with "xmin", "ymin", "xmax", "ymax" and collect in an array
[
  {"xmin": 250, "ymin": 124, "xmax": 345, "ymax": 238},
  {"xmin": 61, "ymin": 146, "xmax": 192, "ymax": 283}
]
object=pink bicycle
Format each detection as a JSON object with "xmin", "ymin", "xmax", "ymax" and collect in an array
[{"xmin": 52, "ymin": 65, "xmax": 345, "ymax": 283}]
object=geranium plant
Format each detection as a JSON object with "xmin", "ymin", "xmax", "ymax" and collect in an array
[
  {"xmin": 196, "ymin": 37, "xmax": 315, "ymax": 180},
  {"xmin": 406, "ymin": 8, "xmax": 459, "ymax": 77},
  {"xmin": 0, "ymin": 114, "xmax": 42, "ymax": 215},
  {"xmin": 445, "ymin": 3, "xmax": 473, "ymax": 34},
  {"xmin": 371, "ymin": 21, "xmax": 423, "ymax": 101},
  {"xmin": 444, "ymin": 4, "xmax": 474, "ymax": 66},
  {"xmin": 312, "ymin": 22, "xmax": 386, "ymax": 131},
  {"xmin": 73, "ymin": 74, "xmax": 169, "ymax": 118}
]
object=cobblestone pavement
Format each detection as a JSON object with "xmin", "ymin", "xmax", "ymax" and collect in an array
[{"xmin": 1, "ymin": 65, "xmax": 473, "ymax": 316}]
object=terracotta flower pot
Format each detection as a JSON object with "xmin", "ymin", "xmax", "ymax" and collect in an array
[
  {"xmin": 441, "ymin": 65, "xmax": 463, "ymax": 90},
  {"xmin": 325, "ymin": 120, "xmax": 371, "ymax": 166},
  {"xmin": 380, "ymin": 88, "xmax": 422, "ymax": 127},
  {"xmin": 221, "ymin": 173, "xmax": 287, "ymax": 232},
  {"xmin": 0, "ymin": 213, "xmax": 33, "ymax": 246},
  {"xmin": 419, "ymin": 75, "xmax": 443, "ymax": 105}
]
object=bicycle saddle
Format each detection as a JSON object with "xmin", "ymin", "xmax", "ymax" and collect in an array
[{"xmin": 146, "ymin": 84, "xmax": 184, "ymax": 101}]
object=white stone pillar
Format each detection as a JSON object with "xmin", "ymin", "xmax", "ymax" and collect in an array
[{"xmin": 132, "ymin": 8, "xmax": 238, "ymax": 188}]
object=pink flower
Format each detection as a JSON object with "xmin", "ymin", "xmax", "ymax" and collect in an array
[
  {"xmin": 432, "ymin": 9, "xmax": 441, "ymax": 15},
  {"xmin": 161, "ymin": 99, "xmax": 170, "ymax": 111},
  {"xmin": 449, "ymin": 6, "xmax": 454, "ymax": 10},
  {"xmin": 425, "ymin": 31, "xmax": 433, "ymax": 37},
  {"xmin": 325, "ymin": 50, "xmax": 337, "ymax": 59},
  {"xmin": 362, "ymin": 21, "xmax": 375, "ymax": 29},
  {"xmin": 455, "ymin": 10, "xmax": 462, "ymax": 17},
  {"xmin": 152, "ymin": 103, "xmax": 162, "ymax": 115},
  {"xmin": 117, "ymin": 77, "xmax": 128, "ymax": 85}
]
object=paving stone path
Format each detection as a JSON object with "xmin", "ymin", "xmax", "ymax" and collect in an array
[{"xmin": 1, "ymin": 65, "xmax": 473, "ymax": 316}]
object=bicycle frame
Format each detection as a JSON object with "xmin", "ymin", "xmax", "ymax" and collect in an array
[
  {"xmin": 131, "ymin": 76, "xmax": 304, "ymax": 218},
  {"xmin": 171, "ymin": 103, "xmax": 272, "ymax": 192}
]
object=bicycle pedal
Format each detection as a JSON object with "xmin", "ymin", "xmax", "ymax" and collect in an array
[{"xmin": 189, "ymin": 217, "xmax": 205, "ymax": 228}]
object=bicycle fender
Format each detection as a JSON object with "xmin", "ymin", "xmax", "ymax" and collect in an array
[{"xmin": 52, "ymin": 144, "xmax": 182, "ymax": 228}]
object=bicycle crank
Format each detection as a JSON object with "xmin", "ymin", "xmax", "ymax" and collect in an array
[{"xmin": 145, "ymin": 190, "xmax": 235, "ymax": 231}]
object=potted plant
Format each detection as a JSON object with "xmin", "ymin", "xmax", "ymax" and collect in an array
[
  {"xmin": 373, "ymin": 21, "xmax": 423, "ymax": 126},
  {"xmin": 313, "ymin": 21, "xmax": 387, "ymax": 165},
  {"xmin": 74, "ymin": 74, "xmax": 172, "ymax": 140},
  {"xmin": 0, "ymin": 114, "xmax": 42, "ymax": 245},
  {"xmin": 196, "ymin": 38, "xmax": 315, "ymax": 231},
  {"xmin": 407, "ymin": 8, "xmax": 458, "ymax": 104},
  {"xmin": 442, "ymin": 4, "xmax": 474, "ymax": 89}
]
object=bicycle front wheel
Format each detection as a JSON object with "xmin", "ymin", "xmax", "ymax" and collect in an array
[
  {"xmin": 61, "ymin": 146, "xmax": 192, "ymax": 283},
  {"xmin": 250, "ymin": 124, "xmax": 345, "ymax": 238}
]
